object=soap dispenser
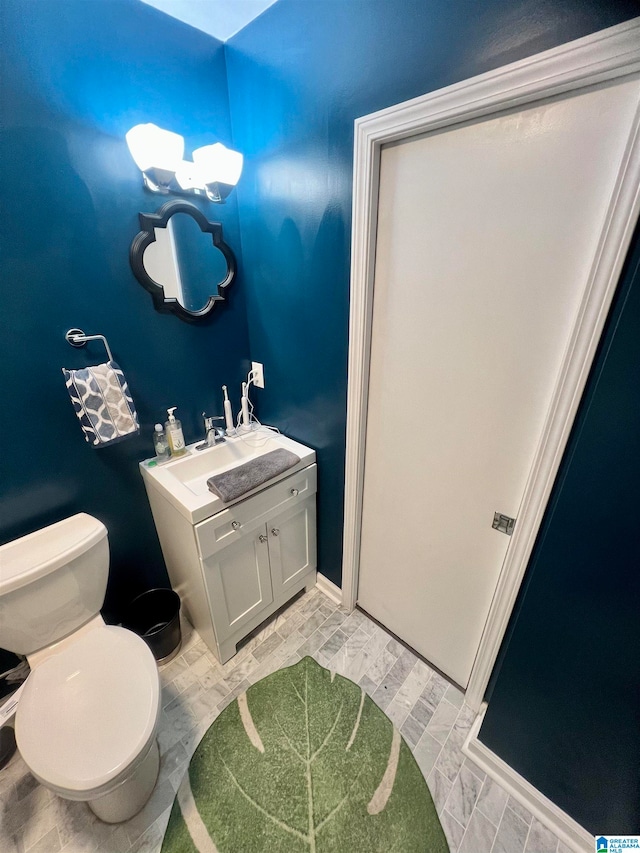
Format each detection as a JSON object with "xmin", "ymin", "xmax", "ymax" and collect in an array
[
  {"xmin": 165, "ymin": 407, "xmax": 187, "ymax": 457},
  {"xmin": 153, "ymin": 423, "xmax": 171, "ymax": 463}
]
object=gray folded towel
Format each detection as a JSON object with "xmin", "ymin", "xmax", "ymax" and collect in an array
[{"xmin": 207, "ymin": 448, "xmax": 300, "ymax": 503}]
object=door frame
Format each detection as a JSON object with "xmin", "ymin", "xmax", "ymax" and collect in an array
[{"xmin": 341, "ymin": 18, "xmax": 640, "ymax": 711}]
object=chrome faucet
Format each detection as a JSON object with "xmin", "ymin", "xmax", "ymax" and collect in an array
[{"xmin": 196, "ymin": 413, "xmax": 226, "ymax": 450}]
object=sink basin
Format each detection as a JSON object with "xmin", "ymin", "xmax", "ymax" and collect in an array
[{"xmin": 140, "ymin": 427, "xmax": 316, "ymax": 524}]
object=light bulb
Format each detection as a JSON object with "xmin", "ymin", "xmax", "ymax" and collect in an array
[
  {"xmin": 192, "ymin": 143, "xmax": 243, "ymax": 187},
  {"xmin": 125, "ymin": 124, "xmax": 184, "ymax": 173}
]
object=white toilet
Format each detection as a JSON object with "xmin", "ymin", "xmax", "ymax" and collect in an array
[{"xmin": 0, "ymin": 513, "xmax": 161, "ymax": 823}]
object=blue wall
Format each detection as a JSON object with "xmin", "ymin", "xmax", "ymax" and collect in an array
[
  {"xmin": 225, "ymin": 0, "xmax": 640, "ymax": 832},
  {"xmin": 3, "ymin": 0, "xmax": 639, "ymax": 832},
  {"xmin": 479, "ymin": 223, "xmax": 640, "ymax": 833},
  {"xmin": 0, "ymin": 0, "xmax": 250, "ymax": 618},
  {"xmin": 225, "ymin": 0, "xmax": 640, "ymax": 586}
]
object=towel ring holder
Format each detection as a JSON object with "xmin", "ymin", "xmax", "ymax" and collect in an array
[{"xmin": 65, "ymin": 328, "xmax": 114, "ymax": 362}]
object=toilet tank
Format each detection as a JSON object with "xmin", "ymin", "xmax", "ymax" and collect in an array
[{"xmin": 0, "ymin": 513, "xmax": 109, "ymax": 655}]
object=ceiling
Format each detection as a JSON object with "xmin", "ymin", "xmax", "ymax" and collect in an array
[{"xmin": 139, "ymin": 0, "xmax": 277, "ymax": 42}]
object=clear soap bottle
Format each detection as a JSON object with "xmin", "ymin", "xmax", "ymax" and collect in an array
[
  {"xmin": 165, "ymin": 407, "xmax": 187, "ymax": 457},
  {"xmin": 153, "ymin": 423, "xmax": 171, "ymax": 463}
]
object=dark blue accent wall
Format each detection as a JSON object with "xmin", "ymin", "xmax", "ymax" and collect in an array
[
  {"xmin": 225, "ymin": 0, "xmax": 640, "ymax": 586},
  {"xmin": 479, "ymin": 222, "xmax": 640, "ymax": 833},
  {"xmin": 0, "ymin": 0, "xmax": 250, "ymax": 618},
  {"xmin": 4, "ymin": 4, "xmax": 640, "ymax": 831}
]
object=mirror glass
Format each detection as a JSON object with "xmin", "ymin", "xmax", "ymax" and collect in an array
[
  {"xmin": 130, "ymin": 200, "xmax": 236, "ymax": 322},
  {"xmin": 142, "ymin": 212, "xmax": 230, "ymax": 313}
]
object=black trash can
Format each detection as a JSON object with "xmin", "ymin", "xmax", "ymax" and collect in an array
[
  {"xmin": 122, "ymin": 588, "xmax": 182, "ymax": 665},
  {"xmin": 0, "ymin": 727, "xmax": 17, "ymax": 771}
]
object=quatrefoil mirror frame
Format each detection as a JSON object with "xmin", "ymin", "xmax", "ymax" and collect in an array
[{"xmin": 129, "ymin": 200, "xmax": 237, "ymax": 323}]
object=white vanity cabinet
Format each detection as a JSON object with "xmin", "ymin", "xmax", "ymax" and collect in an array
[
  {"xmin": 142, "ymin": 444, "xmax": 317, "ymax": 664},
  {"xmin": 198, "ymin": 477, "xmax": 317, "ymax": 662}
]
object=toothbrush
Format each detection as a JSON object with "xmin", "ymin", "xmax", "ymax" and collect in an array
[
  {"xmin": 241, "ymin": 382, "xmax": 250, "ymax": 429},
  {"xmin": 223, "ymin": 385, "xmax": 234, "ymax": 433}
]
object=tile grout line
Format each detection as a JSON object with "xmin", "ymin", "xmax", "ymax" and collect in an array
[{"xmin": 522, "ymin": 820, "xmax": 533, "ymax": 853}]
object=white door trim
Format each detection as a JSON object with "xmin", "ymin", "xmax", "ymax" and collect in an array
[{"xmin": 342, "ymin": 17, "xmax": 640, "ymax": 711}]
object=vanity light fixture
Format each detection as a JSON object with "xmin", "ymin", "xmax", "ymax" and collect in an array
[
  {"xmin": 125, "ymin": 123, "xmax": 184, "ymax": 193},
  {"xmin": 125, "ymin": 123, "xmax": 243, "ymax": 203},
  {"xmin": 192, "ymin": 143, "xmax": 244, "ymax": 203}
]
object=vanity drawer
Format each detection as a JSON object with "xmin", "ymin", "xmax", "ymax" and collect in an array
[
  {"xmin": 196, "ymin": 464, "xmax": 317, "ymax": 560},
  {"xmin": 263, "ymin": 463, "xmax": 317, "ymax": 511}
]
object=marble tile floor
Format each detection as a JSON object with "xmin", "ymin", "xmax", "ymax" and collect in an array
[{"xmin": 0, "ymin": 588, "xmax": 570, "ymax": 853}]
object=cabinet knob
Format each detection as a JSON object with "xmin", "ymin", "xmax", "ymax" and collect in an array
[
  {"xmin": 231, "ymin": 521, "xmax": 241, "ymax": 530},
  {"xmin": 290, "ymin": 488, "xmax": 299, "ymax": 496},
  {"xmin": 258, "ymin": 534, "xmax": 268, "ymax": 543},
  {"xmin": 271, "ymin": 528, "xmax": 280, "ymax": 536}
]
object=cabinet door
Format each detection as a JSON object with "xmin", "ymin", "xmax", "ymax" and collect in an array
[
  {"xmin": 202, "ymin": 526, "xmax": 273, "ymax": 640},
  {"xmin": 268, "ymin": 496, "xmax": 317, "ymax": 597}
]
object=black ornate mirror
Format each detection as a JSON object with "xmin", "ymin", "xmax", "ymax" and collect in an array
[{"xmin": 130, "ymin": 200, "xmax": 237, "ymax": 323}]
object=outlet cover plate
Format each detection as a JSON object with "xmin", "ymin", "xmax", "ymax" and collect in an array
[{"xmin": 251, "ymin": 361, "xmax": 264, "ymax": 388}]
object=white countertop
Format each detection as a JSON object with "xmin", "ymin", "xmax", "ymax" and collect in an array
[{"xmin": 140, "ymin": 427, "xmax": 316, "ymax": 524}]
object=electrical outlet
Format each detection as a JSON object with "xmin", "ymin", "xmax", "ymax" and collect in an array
[{"xmin": 251, "ymin": 361, "xmax": 265, "ymax": 388}]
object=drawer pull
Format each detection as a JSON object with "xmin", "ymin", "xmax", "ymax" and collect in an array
[
  {"xmin": 258, "ymin": 534, "xmax": 268, "ymax": 543},
  {"xmin": 271, "ymin": 528, "xmax": 280, "ymax": 536},
  {"xmin": 231, "ymin": 521, "xmax": 241, "ymax": 530},
  {"xmin": 290, "ymin": 488, "xmax": 299, "ymax": 496}
]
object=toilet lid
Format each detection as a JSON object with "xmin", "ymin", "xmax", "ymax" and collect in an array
[{"xmin": 16, "ymin": 624, "xmax": 160, "ymax": 794}]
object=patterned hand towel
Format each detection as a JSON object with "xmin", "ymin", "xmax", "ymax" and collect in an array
[{"xmin": 62, "ymin": 361, "xmax": 140, "ymax": 447}]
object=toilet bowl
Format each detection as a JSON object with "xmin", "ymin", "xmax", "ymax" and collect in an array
[{"xmin": 0, "ymin": 514, "xmax": 162, "ymax": 823}]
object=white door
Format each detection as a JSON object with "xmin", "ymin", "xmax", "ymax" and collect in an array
[{"xmin": 357, "ymin": 76, "xmax": 640, "ymax": 688}]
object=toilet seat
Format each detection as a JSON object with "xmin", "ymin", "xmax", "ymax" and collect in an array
[{"xmin": 16, "ymin": 623, "xmax": 160, "ymax": 798}]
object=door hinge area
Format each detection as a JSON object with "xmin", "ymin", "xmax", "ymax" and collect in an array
[{"xmin": 492, "ymin": 512, "xmax": 516, "ymax": 536}]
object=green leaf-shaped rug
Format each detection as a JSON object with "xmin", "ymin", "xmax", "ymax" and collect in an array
[{"xmin": 161, "ymin": 656, "xmax": 449, "ymax": 852}]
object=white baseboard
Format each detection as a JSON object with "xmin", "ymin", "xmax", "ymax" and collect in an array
[
  {"xmin": 315, "ymin": 573, "xmax": 343, "ymax": 606},
  {"xmin": 463, "ymin": 707, "xmax": 593, "ymax": 853}
]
